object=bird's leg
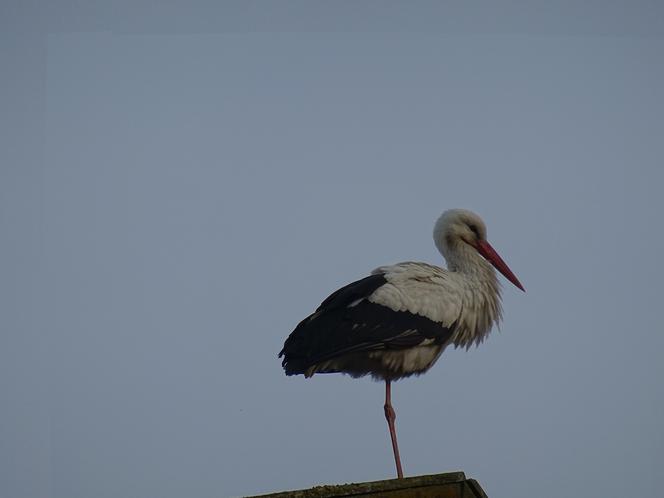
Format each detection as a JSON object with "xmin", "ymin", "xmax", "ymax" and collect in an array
[{"xmin": 384, "ymin": 380, "xmax": 404, "ymax": 479}]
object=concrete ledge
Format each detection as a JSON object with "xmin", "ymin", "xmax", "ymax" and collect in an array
[{"xmin": 246, "ymin": 471, "xmax": 488, "ymax": 497}]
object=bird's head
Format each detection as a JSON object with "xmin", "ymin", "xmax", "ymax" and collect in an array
[{"xmin": 434, "ymin": 209, "xmax": 525, "ymax": 291}]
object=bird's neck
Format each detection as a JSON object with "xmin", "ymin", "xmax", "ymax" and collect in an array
[
  {"xmin": 445, "ymin": 241, "xmax": 491, "ymax": 277},
  {"xmin": 445, "ymin": 243, "xmax": 503, "ymax": 348}
]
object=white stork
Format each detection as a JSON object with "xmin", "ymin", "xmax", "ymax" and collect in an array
[{"xmin": 279, "ymin": 209, "xmax": 524, "ymax": 478}]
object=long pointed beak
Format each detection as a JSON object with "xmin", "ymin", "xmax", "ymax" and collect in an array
[{"xmin": 475, "ymin": 240, "xmax": 525, "ymax": 292}]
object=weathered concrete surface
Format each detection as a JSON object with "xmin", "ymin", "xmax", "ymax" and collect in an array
[{"xmin": 245, "ymin": 471, "xmax": 488, "ymax": 498}]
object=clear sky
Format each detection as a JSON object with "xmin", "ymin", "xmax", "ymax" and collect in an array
[{"xmin": 2, "ymin": 2, "xmax": 663, "ymax": 498}]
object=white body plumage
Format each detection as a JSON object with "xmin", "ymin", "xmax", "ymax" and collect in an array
[{"xmin": 370, "ymin": 260, "xmax": 502, "ymax": 349}]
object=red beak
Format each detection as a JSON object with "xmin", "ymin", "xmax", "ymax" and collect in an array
[{"xmin": 475, "ymin": 240, "xmax": 525, "ymax": 292}]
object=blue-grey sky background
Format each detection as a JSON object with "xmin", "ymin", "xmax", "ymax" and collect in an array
[{"xmin": 2, "ymin": 2, "xmax": 663, "ymax": 498}]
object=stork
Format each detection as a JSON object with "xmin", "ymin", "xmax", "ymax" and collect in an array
[{"xmin": 279, "ymin": 209, "xmax": 524, "ymax": 479}]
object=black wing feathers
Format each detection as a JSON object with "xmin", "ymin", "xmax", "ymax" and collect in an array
[
  {"xmin": 315, "ymin": 273, "xmax": 387, "ymax": 312},
  {"xmin": 279, "ymin": 273, "xmax": 455, "ymax": 376}
]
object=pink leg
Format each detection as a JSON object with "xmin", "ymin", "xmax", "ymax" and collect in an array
[{"xmin": 384, "ymin": 380, "xmax": 404, "ymax": 479}]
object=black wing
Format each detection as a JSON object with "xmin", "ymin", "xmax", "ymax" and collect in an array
[{"xmin": 279, "ymin": 273, "xmax": 455, "ymax": 376}]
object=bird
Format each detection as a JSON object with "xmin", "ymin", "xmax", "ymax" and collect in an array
[{"xmin": 279, "ymin": 209, "xmax": 524, "ymax": 479}]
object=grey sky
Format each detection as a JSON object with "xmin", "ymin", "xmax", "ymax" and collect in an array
[{"xmin": 2, "ymin": 2, "xmax": 663, "ymax": 498}]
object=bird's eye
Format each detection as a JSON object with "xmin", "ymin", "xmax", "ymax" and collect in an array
[{"xmin": 468, "ymin": 224, "xmax": 480, "ymax": 237}]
